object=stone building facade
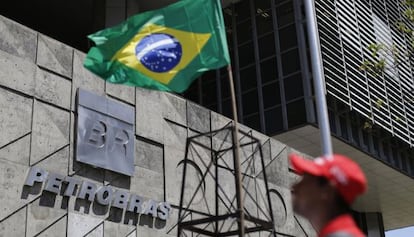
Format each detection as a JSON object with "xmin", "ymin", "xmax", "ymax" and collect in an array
[{"xmin": 0, "ymin": 15, "xmax": 315, "ymax": 236}]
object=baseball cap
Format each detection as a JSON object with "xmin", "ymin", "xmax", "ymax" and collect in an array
[{"xmin": 290, "ymin": 153, "xmax": 367, "ymax": 204}]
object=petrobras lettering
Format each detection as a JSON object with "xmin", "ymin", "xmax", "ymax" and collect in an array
[{"xmin": 24, "ymin": 166, "xmax": 171, "ymax": 221}]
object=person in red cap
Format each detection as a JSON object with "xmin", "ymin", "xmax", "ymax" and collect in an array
[{"xmin": 290, "ymin": 153, "xmax": 367, "ymax": 237}]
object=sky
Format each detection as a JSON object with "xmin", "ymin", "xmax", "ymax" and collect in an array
[{"xmin": 385, "ymin": 226, "xmax": 414, "ymax": 237}]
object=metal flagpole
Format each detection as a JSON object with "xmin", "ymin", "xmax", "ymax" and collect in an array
[
  {"xmin": 227, "ymin": 65, "xmax": 245, "ymax": 236},
  {"xmin": 304, "ymin": 0, "xmax": 333, "ymax": 156}
]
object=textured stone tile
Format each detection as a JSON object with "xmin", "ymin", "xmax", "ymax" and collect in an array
[
  {"xmin": 26, "ymin": 199, "xmax": 67, "ymax": 237},
  {"xmin": 187, "ymin": 129, "xmax": 211, "ymax": 155},
  {"xmin": 0, "ymin": 206, "xmax": 26, "ymax": 236},
  {"xmin": 65, "ymin": 176, "xmax": 107, "ymax": 220},
  {"xmin": 130, "ymin": 167, "xmax": 164, "ymax": 201},
  {"xmin": 135, "ymin": 227, "xmax": 176, "ymax": 237},
  {"xmin": 169, "ymin": 140, "xmax": 216, "ymax": 214},
  {"xmin": 72, "ymin": 50, "xmax": 105, "ymax": 111},
  {"xmin": 187, "ymin": 101, "xmax": 210, "ymax": 133},
  {"xmin": 135, "ymin": 88, "xmax": 164, "ymax": 143},
  {"xmin": 164, "ymin": 146, "xmax": 185, "ymax": 206},
  {"xmin": 126, "ymin": 229, "xmax": 137, "ymax": 237},
  {"xmin": 37, "ymin": 215, "xmax": 67, "ymax": 237},
  {"xmin": 0, "ymin": 79, "xmax": 32, "ymax": 148},
  {"xmin": 35, "ymin": 67, "xmax": 72, "ymax": 109},
  {"xmin": 135, "ymin": 206, "xmax": 178, "ymax": 237},
  {"xmin": 262, "ymin": 146, "xmax": 290, "ymax": 189},
  {"xmin": 103, "ymin": 170, "xmax": 130, "ymax": 190},
  {"xmin": 0, "ymin": 134, "xmax": 30, "ymax": 166},
  {"xmin": 243, "ymin": 178, "xmax": 272, "ymax": 225},
  {"xmin": 270, "ymin": 138, "xmax": 288, "ymax": 161},
  {"xmin": 69, "ymin": 112, "xmax": 76, "ymax": 176},
  {"xmin": 85, "ymin": 223, "xmax": 103, "ymax": 237},
  {"xmin": 163, "ymin": 121, "xmax": 187, "ymax": 153},
  {"xmin": 37, "ymin": 34, "xmax": 73, "ymax": 78},
  {"xmin": 0, "ymin": 160, "xmax": 30, "ymax": 220},
  {"xmin": 0, "ymin": 15, "xmax": 37, "ymax": 62},
  {"xmin": 261, "ymin": 139, "xmax": 272, "ymax": 166},
  {"xmin": 163, "ymin": 93, "xmax": 186, "ymax": 125},
  {"xmin": 106, "ymin": 82, "xmax": 135, "ymax": 105},
  {"xmin": 0, "ymin": 50, "xmax": 36, "ymax": 95},
  {"xmin": 294, "ymin": 214, "xmax": 317, "ymax": 237},
  {"xmin": 30, "ymin": 100, "xmax": 70, "ymax": 165},
  {"xmin": 250, "ymin": 129, "xmax": 270, "ymax": 145},
  {"xmin": 67, "ymin": 212, "xmax": 103, "ymax": 237},
  {"xmin": 135, "ymin": 139, "xmax": 163, "ymax": 173},
  {"xmin": 71, "ymin": 164, "xmax": 105, "ymax": 188},
  {"xmin": 267, "ymin": 182, "xmax": 296, "ymax": 236},
  {"xmin": 104, "ymin": 220, "xmax": 135, "ymax": 237},
  {"xmin": 288, "ymin": 171, "xmax": 301, "ymax": 190},
  {"xmin": 35, "ymin": 146, "xmax": 69, "ymax": 176},
  {"xmin": 211, "ymin": 111, "xmax": 232, "ymax": 130}
]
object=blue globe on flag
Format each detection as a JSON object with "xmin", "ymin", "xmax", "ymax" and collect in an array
[{"xmin": 135, "ymin": 33, "xmax": 183, "ymax": 73}]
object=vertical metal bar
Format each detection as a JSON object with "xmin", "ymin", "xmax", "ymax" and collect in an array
[
  {"xmin": 228, "ymin": 65, "xmax": 245, "ymax": 237},
  {"xmin": 249, "ymin": 0, "xmax": 266, "ymax": 133},
  {"xmin": 178, "ymin": 140, "xmax": 191, "ymax": 236},
  {"xmin": 215, "ymin": 151, "xmax": 219, "ymax": 235},
  {"xmin": 293, "ymin": 0, "xmax": 316, "ymax": 123},
  {"xmin": 258, "ymin": 144, "xmax": 276, "ymax": 236},
  {"xmin": 303, "ymin": 0, "xmax": 333, "ymax": 156},
  {"xmin": 231, "ymin": 3, "xmax": 244, "ymax": 123},
  {"xmin": 271, "ymin": 0, "xmax": 288, "ymax": 130}
]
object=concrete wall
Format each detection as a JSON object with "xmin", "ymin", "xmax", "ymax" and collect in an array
[{"xmin": 0, "ymin": 15, "xmax": 316, "ymax": 237}]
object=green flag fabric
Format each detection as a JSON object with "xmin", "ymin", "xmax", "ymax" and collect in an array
[{"xmin": 84, "ymin": 0, "xmax": 230, "ymax": 93}]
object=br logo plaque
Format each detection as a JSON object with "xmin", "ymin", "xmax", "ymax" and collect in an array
[{"xmin": 76, "ymin": 89, "xmax": 135, "ymax": 176}]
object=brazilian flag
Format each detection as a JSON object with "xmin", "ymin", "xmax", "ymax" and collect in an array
[{"xmin": 84, "ymin": 0, "xmax": 230, "ymax": 93}]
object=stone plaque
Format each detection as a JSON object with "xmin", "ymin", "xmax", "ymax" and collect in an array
[{"xmin": 76, "ymin": 89, "xmax": 135, "ymax": 176}]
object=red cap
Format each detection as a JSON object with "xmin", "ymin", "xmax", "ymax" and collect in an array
[{"xmin": 290, "ymin": 153, "xmax": 367, "ymax": 204}]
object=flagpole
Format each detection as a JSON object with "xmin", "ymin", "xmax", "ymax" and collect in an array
[
  {"xmin": 304, "ymin": 0, "xmax": 333, "ymax": 156},
  {"xmin": 227, "ymin": 65, "xmax": 245, "ymax": 236}
]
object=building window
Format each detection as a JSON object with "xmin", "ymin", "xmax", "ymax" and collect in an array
[
  {"xmin": 240, "ymin": 66, "xmax": 257, "ymax": 91},
  {"xmin": 265, "ymin": 106, "xmax": 283, "ymax": 134},
  {"xmin": 258, "ymin": 33, "xmax": 276, "ymax": 59},
  {"xmin": 279, "ymin": 24, "xmax": 298, "ymax": 49},
  {"xmin": 287, "ymin": 99, "xmax": 306, "ymax": 128},
  {"xmin": 260, "ymin": 57, "xmax": 278, "ymax": 83},
  {"xmin": 263, "ymin": 82, "xmax": 281, "ymax": 108},
  {"xmin": 281, "ymin": 48, "xmax": 300, "ymax": 75},
  {"xmin": 238, "ymin": 42, "xmax": 255, "ymax": 67},
  {"xmin": 283, "ymin": 72, "xmax": 303, "ymax": 101}
]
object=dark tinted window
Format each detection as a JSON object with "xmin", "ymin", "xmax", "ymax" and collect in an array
[
  {"xmin": 242, "ymin": 90, "xmax": 259, "ymax": 115},
  {"xmin": 263, "ymin": 82, "xmax": 281, "ymax": 108},
  {"xmin": 258, "ymin": 34, "xmax": 276, "ymax": 58},
  {"xmin": 281, "ymin": 48, "xmax": 300, "ymax": 75},
  {"xmin": 236, "ymin": 0, "xmax": 251, "ymax": 23},
  {"xmin": 287, "ymin": 99, "xmax": 306, "ymax": 128},
  {"xmin": 244, "ymin": 113, "xmax": 261, "ymax": 131},
  {"xmin": 237, "ymin": 20, "xmax": 253, "ymax": 44},
  {"xmin": 284, "ymin": 73, "xmax": 303, "ymax": 101},
  {"xmin": 265, "ymin": 107, "xmax": 283, "ymax": 134},
  {"xmin": 256, "ymin": 11, "xmax": 273, "ymax": 36},
  {"xmin": 240, "ymin": 66, "xmax": 257, "ymax": 91},
  {"xmin": 260, "ymin": 57, "xmax": 278, "ymax": 83},
  {"xmin": 279, "ymin": 24, "xmax": 297, "ymax": 50},
  {"xmin": 238, "ymin": 42, "xmax": 255, "ymax": 67},
  {"xmin": 276, "ymin": 1, "xmax": 295, "ymax": 28}
]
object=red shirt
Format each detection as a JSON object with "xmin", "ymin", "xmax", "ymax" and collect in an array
[{"xmin": 319, "ymin": 214, "xmax": 365, "ymax": 237}]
